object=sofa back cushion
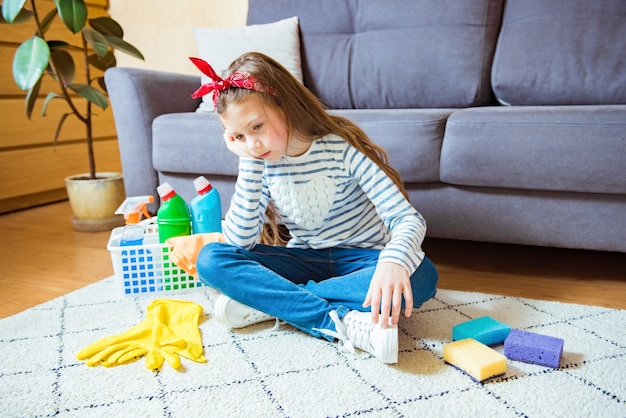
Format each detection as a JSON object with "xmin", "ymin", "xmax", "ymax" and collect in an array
[
  {"xmin": 248, "ymin": 0, "xmax": 503, "ymax": 109},
  {"xmin": 492, "ymin": 0, "xmax": 626, "ymax": 105}
]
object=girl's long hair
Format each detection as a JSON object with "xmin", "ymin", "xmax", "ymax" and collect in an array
[{"xmin": 216, "ymin": 52, "xmax": 409, "ymax": 245}]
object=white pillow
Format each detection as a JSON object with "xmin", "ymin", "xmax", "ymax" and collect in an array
[{"xmin": 193, "ymin": 16, "xmax": 303, "ymax": 112}]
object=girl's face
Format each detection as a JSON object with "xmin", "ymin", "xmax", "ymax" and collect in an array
[{"xmin": 220, "ymin": 94, "xmax": 310, "ymax": 161}]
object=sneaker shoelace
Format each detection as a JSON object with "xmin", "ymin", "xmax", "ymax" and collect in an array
[{"xmin": 315, "ymin": 310, "xmax": 371, "ymax": 355}]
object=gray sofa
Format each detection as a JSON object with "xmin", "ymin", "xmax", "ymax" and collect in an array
[{"xmin": 105, "ymin": 0, "xmax": 626, "ymax": 253}]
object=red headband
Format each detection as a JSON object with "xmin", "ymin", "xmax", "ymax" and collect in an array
[{"xmin": 190, "ymin": 57, "xmax": 266, "ymax": 106}]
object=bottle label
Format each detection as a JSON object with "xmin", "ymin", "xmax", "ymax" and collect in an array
[{"xmin": 120, "ymin": 237, "xmax": 143, "ymax": 246}]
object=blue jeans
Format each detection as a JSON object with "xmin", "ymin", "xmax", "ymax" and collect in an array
[{"xmin": 196, "ymin": 242, "xmax": 438, "ymax": 341}]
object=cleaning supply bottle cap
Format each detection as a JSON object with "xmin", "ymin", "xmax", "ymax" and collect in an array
[
  {"xmin": 193, "ymin": 176, "xmax": 213, "ymax": 194},
  {"xmin": 157, "ymin": 183, "xmax": 176, "ymax": 201},
  {"xmin": 115, "ymin": 196, "xmax": 154, "ymax": 223},
  {"xmin": 126, "ymin": 212, "xmax": 141, "ymax": 224}
]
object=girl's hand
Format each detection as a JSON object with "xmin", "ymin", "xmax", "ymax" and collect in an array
[
  {"xmin": 223, "ymin": 132, "xmax": 258, "ymax": 159},
  {"xmin": 363, "ymin": 261, "xmax": 413, "ymax": 328}
]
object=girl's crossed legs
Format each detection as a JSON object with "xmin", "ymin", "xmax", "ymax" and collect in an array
[{"xmin": 196, "ymin": 242, "xmax": 438, "ymax": 340}]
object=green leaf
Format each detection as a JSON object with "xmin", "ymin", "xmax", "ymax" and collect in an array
[
  {"xmin": 1, "ymin": 5, "xmax": 31, "ymax": 24},
  {"xmin": 56, "ymin": 0, "xmax": 87, "ymax": 34},
  {"xmin": 48, "ymin": 40, "xmax": 70, "ymax": 50},
  {"xmin": 95, "ymin": 76, "xmax": 107, "ymax": 93},
  {"xmin": 68, "ymin": 83, "xmax": 108, "ymax": 109},
  {"xmin": 88, "ymin": 51, "xmax": 116, "ymax": 72},
  {"xmin": 39, "ymin": 7, "xmax": 58, "ymax": 34},
  {"xmin": 89, "ymin": 16, "xmax": 123, "ymax": 38},
  {"xmin": 53, "ymin": 113, "xmax": 73, "ymax": 147},
  {"xmin": 104, "ymin": 35, "xmax": 144, "ymax": 60},
  {"xmin": 50, "ymin": 49, "xmax": 75, "ymax": 86},
  {"xmin": 82, "ymin": 27, "xmax": 108, "ymax": 57},
  {"xmin": 25, "ymin": 78, "xmax": 42, "ymax": 120},
  {"xmin": 1, "ymin": 0, "xmax": 27, "ymax": 23},
  {"xmin": 13, "ymin": 36, "xmax": 50, "ymax": 90},
  {"xmin": 42, "ymin": 92, "xmax": 65, "ymax": 117}
]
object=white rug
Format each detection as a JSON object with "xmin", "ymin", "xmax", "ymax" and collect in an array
[{"xmin": 1, "ymin": 276, "xmax": 624, "ymax": 418}]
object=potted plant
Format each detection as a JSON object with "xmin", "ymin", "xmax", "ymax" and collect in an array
[{"xmin": 2, "ymin": 0, "xmax": 144, "ymax": 231}]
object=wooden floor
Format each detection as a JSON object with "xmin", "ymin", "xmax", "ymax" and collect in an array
[{"xmin": 1, "ymin": 200, "xmax": 625, "ymax": 318}]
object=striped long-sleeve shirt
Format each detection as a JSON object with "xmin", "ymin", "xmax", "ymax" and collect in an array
[{"xmin": 223, "ymin": 134, "xmax": 427, "ymax": 274}]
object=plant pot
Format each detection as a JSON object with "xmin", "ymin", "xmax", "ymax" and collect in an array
[{"xmin": 65, "ymin": 172, "xmax": 126, "ymax": 232}]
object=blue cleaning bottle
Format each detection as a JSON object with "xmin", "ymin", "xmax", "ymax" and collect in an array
[{"xmin": 190, "ymin": 176, "xmax": 222, "ymax": 234}]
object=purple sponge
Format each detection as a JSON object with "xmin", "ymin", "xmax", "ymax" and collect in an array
[{"xmin": 504, "ymin": 329, "xmax": 564, "ymax": 368}]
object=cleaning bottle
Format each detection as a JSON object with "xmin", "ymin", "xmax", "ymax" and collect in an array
[
  {"xmin": 115, "ymin": 196, "xmax": 154, "ymax": 246},
  {"xmin": 114, "ymin": 196, "xmax": 156, "ymax": 294},
  {"xmin": 190, "ymin": 176, "xmax": 222, "ymax": 234},
  {"xmin": 156, "ymin": 183, "xmax": 191, "ymax": 243}
]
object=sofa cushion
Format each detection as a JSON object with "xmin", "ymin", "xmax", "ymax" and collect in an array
[
  {"xmin": 248, "ymin": 0, "xmax": 503, "ymax": 109},
  {"xmin": 331, "ymin": 109, "xmax": 452, "ymax": 183},
  {"xmin": 440, "ymin": 106, "xmax": 626, "ymax": 195},
  {"xmin": 153, "ymin": 113, "xmax": 239, "ymax": 175},
  {"xmin": 492, "ymin": 0, "xmax": 626, "ymax": 105},
  {"xmin": 153, "ymin": 109, "xmax": 452, "ymax": 184},
  {"xmin": 193, "ymin": 16, "xmax": 303, "ymax": 112}
]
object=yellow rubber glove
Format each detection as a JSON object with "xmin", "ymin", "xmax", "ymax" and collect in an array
[
  {"xmin": 76, "ymin": 299, "xmax": 207, "ymax": 370},
  {"xmin": 144, "ymin": 298, "xmax": 207, "ymax": 369}
]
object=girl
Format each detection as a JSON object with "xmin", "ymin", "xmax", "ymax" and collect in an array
[{"xmin": 192, "ymin": 52, "xmax": 438, "ymax": 364}]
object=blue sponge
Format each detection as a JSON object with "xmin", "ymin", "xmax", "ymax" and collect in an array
[{"xmin": 452, "ymin": 316, "xmax": 511, "ymax": 346}]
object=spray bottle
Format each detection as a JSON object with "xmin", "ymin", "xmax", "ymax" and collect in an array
[
  {"xmin": 190, "ymin": 176, "xmax": 222, "ymax": 234},
  {"xmin": 115, "ymin": 196, "xmax": 154, "ymax": 246},
  {"xmin": 114, "ymin": 196, "xmax": 155, "ymax": 290}
]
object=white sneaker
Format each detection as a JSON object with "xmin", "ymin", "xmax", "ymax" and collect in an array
[
  {"xmin": 316, "ymin": 310, "xmax": 398, "ymax": 364},
  {"xmin": 213, "ymin": 295, "xmax": 275, "ymax": 328}
]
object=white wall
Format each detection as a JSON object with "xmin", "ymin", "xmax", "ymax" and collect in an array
[{"xmin": 109, "ymin": 0, "xmax": 248, "ymax": 75}]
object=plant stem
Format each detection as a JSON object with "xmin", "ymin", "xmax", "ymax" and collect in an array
[
  {"xmin": 81, "ymin": 32, "xmax": 96, "ymax": 179},
  {"xmin": 30, "ymin": 0, "xmax": 94, "ymax": 178},
  {"xmin": 30, "ymin": 0, "xmax": 43, "ymax": 37}
]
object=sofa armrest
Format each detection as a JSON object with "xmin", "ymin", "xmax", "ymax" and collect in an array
[{"xmin": 105, "ymin": 67, "xmax": 201, "ymax": 212}]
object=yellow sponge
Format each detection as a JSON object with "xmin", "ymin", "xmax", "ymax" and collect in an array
[{"xmin": 443, "ymin": 338, "xmax": 507, "ymax": 382}]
